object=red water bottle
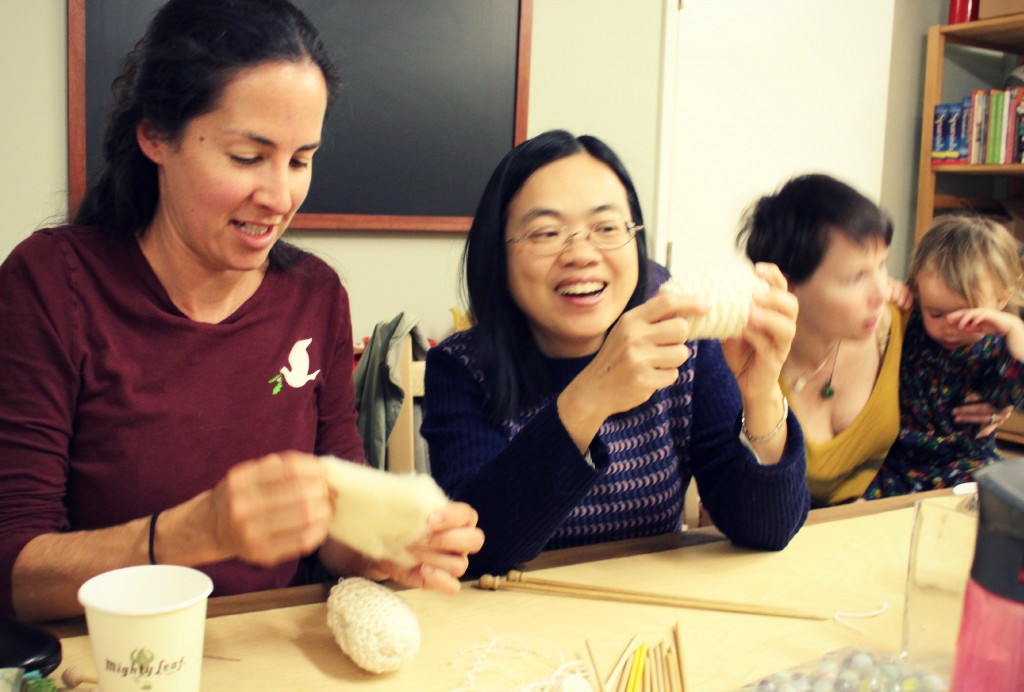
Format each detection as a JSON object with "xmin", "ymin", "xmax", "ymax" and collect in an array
[
  {"xmin": 947, "ymin": 0, "xmax": 979, "ymax": 24},
  {"xmin": 950, "ymin": 459, "xmax": 1024, "ymax": 690}
]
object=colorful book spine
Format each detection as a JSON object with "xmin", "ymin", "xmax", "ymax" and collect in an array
[
  {"xmin": 1003, "ymin": 88, "xmax": 1011, "ymax": 163},
  {"xmin": 947, "ymin": 101, "xmax": 963, "ymax": 162},
  {"xmin": 986, "ymin": 89, "xmax": 1004, "ymax": 164},
  {"xmin": 970, "ymin": 90, "xmax": 988, "ymax": 164},
  {"xmin": 938, "ymin": 88, "xmax": 1024, "ymax": 165},
  {"xmin": 1008, "ymin": 87, "xmax": 1024, "ymax": 164},
  {"xmin": 1016, "ymin": 95, "xmax": 1024, "ymax": 163},
  {"xmin": 959, "ymin": 96, "xmax": 971, "ymax": 163},
  {"xmin": 933, "ymin": 103, "xmax": 951, "ymax": 163}
]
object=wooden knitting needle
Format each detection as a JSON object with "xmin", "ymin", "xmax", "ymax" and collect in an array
[
  {"xmin": 664, "ymin": 645, "xmax": 682, "ymax": 692},
  {"xmin": 477, "ymin": 572, "xmax": 828, "ymax": 621},
  {"xmin": 672, "ymin": 621, "xmax": 687, "ymax": 692},
  {"xmin": 509, "ymin": 570, "xmax": 826, "ymax": 621},
  {"xmin": 585, "ymin": 639, "xmax": 608, "ymax": 692},
  {"xmin": 605, "ymin": 634, "xmax": 641, "ymax": 692},
  {"xmin": 61, "ymin": 667, "xmax": 98, "ymax": 689}
]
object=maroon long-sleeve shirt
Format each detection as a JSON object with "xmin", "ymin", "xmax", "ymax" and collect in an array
[{"xmin": 0, "ymin": 226, "xmax": 364, "ymax": 616}]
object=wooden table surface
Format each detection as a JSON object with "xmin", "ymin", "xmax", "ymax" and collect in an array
[{"xmin": 51, "ymin": 490, "xmax": 963, "ymax": 691}]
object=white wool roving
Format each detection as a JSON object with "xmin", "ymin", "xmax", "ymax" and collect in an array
[
  {"xmin": 660, "ymin": 263, "xmax": 768, "ymax": 340},
  {"xmin": 327, "ymin": 577, "xmax": 420, "ymax": 673},
  {"xmin": 320, "ymin": 456, "xmax": 448, "ymax": 566}
]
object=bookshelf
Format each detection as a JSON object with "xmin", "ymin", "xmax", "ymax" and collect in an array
[
  {"xmin": 915, "ymin": 13, "xmax": 1024, "ymax": 243},
  {"xmin": 915, "ymin": 14, "xmax": 1024, "ymax": 444}
]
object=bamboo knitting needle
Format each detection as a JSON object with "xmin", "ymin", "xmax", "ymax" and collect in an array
[
  {"xmin": 606, "ymin": 634, "xmax": 641, "ymax": 692},
  {"xmin": 516, "ymin": 570, "xmax": 826, "ymax": 622},
  {"xmin": 643, "ymin": 646, "xmax": 653, "ymax": 692},
  {"xmin": 476, "ymin": 572, "xmax": 828, "ymax": 621},
  {"xmin": 585, "ymin": 639, "xmax": 608, "ymax": 692},
  {"xmin": 672, "ymin": 621, "xmax": 687, "ymax": 692},
  {"xmin": 653, "ymin": 643, "xmax": 665, "ymax": 692},
  {"xmin": 664, "ymin": 645, "xmax": 682, "ymax": 692},
  {"xmin": 61, "ymin": 668, "xmax": 98, "ymax": 689}
]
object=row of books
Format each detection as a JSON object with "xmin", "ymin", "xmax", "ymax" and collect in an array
[{"xmin": 932, "ymin": 88, "xmax": 1024, "ymax": 165}]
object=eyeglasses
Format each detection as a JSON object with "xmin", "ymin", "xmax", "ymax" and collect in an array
[{"xmin": 506, "ymin": 221, "xmax": 643, "ymax": 256}]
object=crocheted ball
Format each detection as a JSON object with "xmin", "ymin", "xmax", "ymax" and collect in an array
[
  {"xmin": 661, "ymin": 263, "xmax": 768, "ymax": 340},
  {"xmin": 326, "ymin": 577, "xmax": 421, "ymax": 674}
]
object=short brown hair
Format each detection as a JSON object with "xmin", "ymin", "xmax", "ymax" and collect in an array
[{"xmin": 909, "ymin": 214, "xmax": 1024, "ymax": 312}]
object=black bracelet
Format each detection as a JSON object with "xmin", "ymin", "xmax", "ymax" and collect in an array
[{"xmin": 148, "ymin": 509, "xmax": 163, "ymax": 565}]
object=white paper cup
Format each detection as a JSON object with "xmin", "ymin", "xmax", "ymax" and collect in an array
[{"xmin": 78, "ymin": 565, "xmax": 213, "ymax": 691}]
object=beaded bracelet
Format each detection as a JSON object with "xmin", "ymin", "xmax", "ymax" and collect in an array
[
  {"xmin": 741, "ymin": 395, "xmax": 789, "ymax": 444},
  {"xmin": 148, "ymin": 509, "xmax": 163, "ymax": 565}
]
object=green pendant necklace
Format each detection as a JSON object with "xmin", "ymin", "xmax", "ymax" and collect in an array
[{"xmin": 819, "ymin": 340, "xmax": 840, "ymax": 399}]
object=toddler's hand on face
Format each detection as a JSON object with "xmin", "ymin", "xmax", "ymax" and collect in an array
[{"xmin": 948, "ymin": 307, "xmax": 1021, "ymax": 337}]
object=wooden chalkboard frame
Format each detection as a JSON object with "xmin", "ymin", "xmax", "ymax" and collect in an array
[{"xmin": 66, "ymin": 0, "xmax": 531, "ymax": 233}]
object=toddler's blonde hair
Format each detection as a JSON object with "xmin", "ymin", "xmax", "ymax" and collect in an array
[{"xmin": 909, "ymin": 214, "xmax": 1024, "ymax": 312}]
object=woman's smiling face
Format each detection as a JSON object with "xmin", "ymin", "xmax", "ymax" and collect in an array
[
  {"xmin": 139, "ymin": 59, "xmax": 328, "ymax": 273},
  {"xmin": 504, "ymin": 153, "xmax": 639, "ymax": 358}
]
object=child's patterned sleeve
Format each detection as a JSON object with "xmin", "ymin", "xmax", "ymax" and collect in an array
[{"xmin": 994, "ymin": 346, "xmax": 1024, "ymax": 408}]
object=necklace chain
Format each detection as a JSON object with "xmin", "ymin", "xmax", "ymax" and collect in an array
[{"xmin": 790, "ymin": 340, "xmax": 840, "ymax": 395}]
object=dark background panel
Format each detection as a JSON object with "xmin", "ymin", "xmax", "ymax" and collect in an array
[{"xmin": 83, "ymin": 0, "xmax": 520, "ymax": 218}]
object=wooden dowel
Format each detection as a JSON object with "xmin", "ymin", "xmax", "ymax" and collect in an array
[
  {"xmin": 61, "ymin": 668, "xmax": 98, "ymax": 689},
  {"xmin": 579, "ymin": 649, "xmax": 603, "ymax": 692},
  {"xmin": 606, "ymin": 634, "xmax": 640, "ymax": 691},
  {"xmin": 615, "ymin": 650, "xmax": 633, "ymax": 692},
  {"xmin": 643, "ymin": 647, "xmax": 653, "ymax": 692},
  {"xmin": 653, "ymin": 642, "xmax": 665, "ymax": 692},
  {"xmin": 672, "ymin": 621, "xmax": 687, "ymax": 692},
  {"xmin": 664, "ymin": 647, "xmax": 682, "ymax": 692},
  {"xmin": 504, "ymin": 570, "xmax": 827, "ymax": 621},
  {"xmin": 478, "ymin": 573, "xmax": 828, "ymax": 621},
  {"xmin": 586, "ymin": 639, "xmax": 607, "ymax": 692}
]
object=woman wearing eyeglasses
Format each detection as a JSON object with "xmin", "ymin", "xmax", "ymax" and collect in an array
[{"xmin": 421, "ymin": 130, "xmax": 810, "ymax": 576}]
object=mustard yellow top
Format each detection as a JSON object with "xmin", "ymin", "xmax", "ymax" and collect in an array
[{"xmin": 782, "ymin": 303, "xmax": 905, "ymax": 507}]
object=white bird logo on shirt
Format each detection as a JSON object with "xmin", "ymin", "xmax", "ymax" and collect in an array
[{"xmin": 268, "ymin": 338, "xmax": 320, "ymax": 395}]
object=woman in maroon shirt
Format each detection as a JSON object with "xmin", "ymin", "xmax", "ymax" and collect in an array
[{"xmin": 0, "ymin": 0, "xmax": 481, "ymax": 621}]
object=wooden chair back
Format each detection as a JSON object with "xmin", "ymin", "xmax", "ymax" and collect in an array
[{"xmin": 386, "ymin": 333, "xmax": 426, "ymax": 474}]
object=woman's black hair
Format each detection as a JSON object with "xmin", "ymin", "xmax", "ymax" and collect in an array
[
  {"xmin": 736, "ymin": 173, "xmax": 893, "ymax": 284},
  {"xmin": 73, "ymin": 0, "xmax": 341, "ymax": 264},
  {"xmin": 463, "ymin": 129, "xmax": 650, "ymax": 423}
]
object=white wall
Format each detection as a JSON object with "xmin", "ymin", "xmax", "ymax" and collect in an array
[
  {"xmin": 661, "ymin": 0, "xmax": 898, "ymax": 274},
  {"xmin": 880, "ymin": 1, "xmax": 945, "ymax": 277},
  {"xmin": 527, "ymin": 0, "xmax": 665, "ymax": 230},
  {"xmin": 290, "ymin": 0, "xmax": 665, "ymax": 343},
  {"xmin": 0, "ymin": 1, "xmax": 67, "ymax": 261},
  {"xmin": 0, "ymin": 1, "xmax": 664, "ymax": 344},
  {"xmin": 880, "ymin": 0, "xmax": 1000, "ymax": 276},
  {"xmin": 1, "ymin": 1, "xmax": 954, "ymax": 338}
]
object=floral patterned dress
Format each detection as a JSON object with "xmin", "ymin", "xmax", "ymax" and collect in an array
[{"xmin": 865, "ymin": 310, "xmax": 1024, "ymax": 498}]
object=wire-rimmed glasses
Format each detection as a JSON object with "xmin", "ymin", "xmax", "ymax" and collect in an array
[{"xmin": 506, "ymin": 221, "xmax": 643, "ymax": 256}]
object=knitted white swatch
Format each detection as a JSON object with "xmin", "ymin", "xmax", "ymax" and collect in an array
[
  {"xmin": 321, "ymin": 456, "xmax": 448, "ymax": 566},
  {"xmin": 660, "ymin": 263, "xmax": 768, "ymax": 340},
  {"xmin": 326, "ymin": 577, "xmax": 421, "ymax": 674}
]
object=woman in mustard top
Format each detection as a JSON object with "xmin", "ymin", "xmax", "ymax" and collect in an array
[{"xmin": 737, "ymin": 174, "xmax": 1008, "ymax": 506}]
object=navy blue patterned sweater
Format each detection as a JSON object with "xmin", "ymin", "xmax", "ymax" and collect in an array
[{"xmin": 422, "ymin": 331, "xmax": 809, "ymax": 576}]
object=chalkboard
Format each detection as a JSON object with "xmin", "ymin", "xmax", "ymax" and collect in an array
[{"xmin": 67, "ymin": 0, "xmax": 531, "ymax": 233}]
